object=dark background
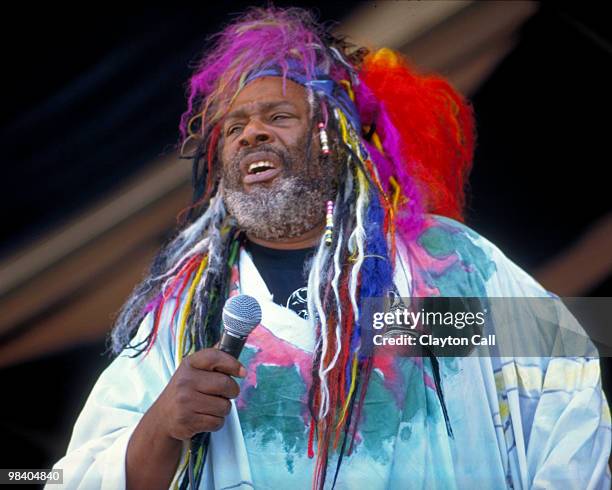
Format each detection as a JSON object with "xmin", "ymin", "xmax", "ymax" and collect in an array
[{"xmin": 1, "ymin": 2, "xmax": 610, "ymax": 481}]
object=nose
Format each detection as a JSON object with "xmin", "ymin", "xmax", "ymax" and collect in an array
[{"xmin": 239, "ymin": 119, "xmax": 272, "ymax": 147}]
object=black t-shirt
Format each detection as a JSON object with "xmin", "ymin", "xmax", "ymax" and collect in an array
[{"xmin": 245, "ymin": 240, "xmax": 316, "ymax": 319}]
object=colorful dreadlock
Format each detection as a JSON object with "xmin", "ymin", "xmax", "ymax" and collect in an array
[
  {"xmin": 356, "ymin": 48, "xmax": 475, "ymax": 228},
  {"xmin": 109, "ymin": 6, "xmax": 475, "ymax": 489}
]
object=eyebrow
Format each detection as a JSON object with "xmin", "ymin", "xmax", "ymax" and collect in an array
[{"xmin": 224, "ymin": 100, "xmax": 299, "ymax": 124}]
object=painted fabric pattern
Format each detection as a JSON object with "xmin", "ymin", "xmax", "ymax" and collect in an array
[{"xmin": 48, "ymin": 215, "xmax": 611, "ymax": 489}]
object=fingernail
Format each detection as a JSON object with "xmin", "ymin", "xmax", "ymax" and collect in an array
[{"xmin": 239, "ymin": 366, "xmax": 247, "ymax": 377}]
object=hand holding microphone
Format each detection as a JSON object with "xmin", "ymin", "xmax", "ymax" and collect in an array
[
  {"xmin": 152, "ymin": 295, "xmax": 261, "ymax": 440},
  {"xmin": 126, "ymin": 295, "xmax": 261, "ymax": 490}
]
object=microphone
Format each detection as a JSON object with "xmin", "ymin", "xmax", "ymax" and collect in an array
[
  {"xmin": 219, "ymin": 294, "xmax": 262, "ymax": 358},
  {"xmin": 189, "ymin": 294, "xmax": 262, "ymax": 488}
]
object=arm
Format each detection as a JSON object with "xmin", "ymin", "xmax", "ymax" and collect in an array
[
  {"xmin": 524, "ymin": 304, "xmax": 611, "ymax": 489},
  {"xmin": 125, "ymin": 393, "xmax": 182, "ymax": 490},
  {"xmin": 425, "ymin": 215, "xmax": 611, "ymax": 488},
  {"xmin": 48, "ymin": 299, "xmax": 245, "ymax": 490},
  {"xmin": 126, "ymin": 349, "xmax": 244, "ymax": 490},
  {"xmin": 472, "ymin": 221, "xmax": 612, "ymax": 488},
  {"xmin": 45, "ymin": 309, "xmax": 174, "ymax": 490}
]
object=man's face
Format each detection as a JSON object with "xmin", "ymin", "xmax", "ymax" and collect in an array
[{"xmin": 219, "ymin": 76, "xmax": 339, "ymax": 241}]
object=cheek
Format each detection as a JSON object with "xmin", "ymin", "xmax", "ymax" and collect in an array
[
  {"xmin": 219, "ymin": 140, "xmax": 230, "ymax": 165},
  {"xmin": 219, "ymin": 142, "xmax": 236, "ymax": 172}
]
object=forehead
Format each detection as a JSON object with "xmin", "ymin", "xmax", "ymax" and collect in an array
[{"xmin": 227, "ymin": 76, "xmax": 308, "ymax": 114}]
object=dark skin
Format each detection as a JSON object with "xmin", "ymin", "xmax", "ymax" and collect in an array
[
  {"xmin": 126, "ymin": 77, "xmax": 328, "ymax": 489},
  {"xmin": 220, "ymin": 76, "xmax": 327, "ymax": 249}
]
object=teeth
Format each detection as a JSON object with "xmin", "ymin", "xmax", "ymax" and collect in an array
[{"xmin": 248, "ymin": 161, "xmax": 275, "ymax": 174}]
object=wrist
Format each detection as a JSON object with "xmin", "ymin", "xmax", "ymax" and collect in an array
[{"xmin": 126, "ymin": 401, "xmax": 183, "ymax": 490}]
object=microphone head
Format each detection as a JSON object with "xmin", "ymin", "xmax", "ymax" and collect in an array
[{"xmin": 222, "ymin": 294, "xmax": 262, "ymax": 337}]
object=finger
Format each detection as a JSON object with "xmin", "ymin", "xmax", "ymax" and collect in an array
[
  {"xmin": 188, "ymin": 349, "xmax": 246, "ymax": 377},
  {"xmin": 191, "ymin": 413, "xmax": 225, "ymax": 434},
  {"xmin": 192, "ymin": 371, "xmax": 241, "ymax": 399},
  {"xmin": 189, "ymin": 393, "xmax": 232, "ymax": 418}
]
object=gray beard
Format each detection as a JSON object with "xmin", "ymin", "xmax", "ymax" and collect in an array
[{"xmin": 223, "ymin": 176, "xmax": 333, "ymax": 241}]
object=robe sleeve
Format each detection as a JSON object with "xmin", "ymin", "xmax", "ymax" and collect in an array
[
  {"xmin": 469, "ymin": 221, "xmax": 612, "ymax": 490},
  {"xmin": 526, "ymin": 355, "xmax": 611, "ymax": 489},
  {"xmin": 47, "ymin": 301, "xmax": 178, "ymax": 490}
]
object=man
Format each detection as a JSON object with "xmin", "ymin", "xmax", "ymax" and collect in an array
[{"xmin": 50, "ymin": 7, "xmax": 610, "ymax": 490}]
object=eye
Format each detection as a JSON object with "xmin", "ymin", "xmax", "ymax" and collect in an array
[
  {"xmin": 227, "ymin": 125, "xmax": 243, "ymax": 136},
  {"xmin": 272, "ymin": 113, "xmax": 292, "ymax": 121}
]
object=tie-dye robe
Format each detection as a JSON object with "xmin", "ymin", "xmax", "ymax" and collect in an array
[{"xmin": 48, "ymin": 215, "xmax": 611, "ymax": 489}]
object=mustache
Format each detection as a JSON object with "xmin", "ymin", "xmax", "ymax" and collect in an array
[{"xmin": 230, "ymin": 144, "xmax": 292, "ymax": 170}]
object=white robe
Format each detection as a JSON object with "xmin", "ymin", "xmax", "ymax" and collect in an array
[{"xmin": 47, "ymin": 215, "xmax": 611, "ymax": 489}]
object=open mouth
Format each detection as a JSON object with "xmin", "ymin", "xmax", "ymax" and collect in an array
[
  {"xmin": 248, "ymin": 161, "xmax": 275, "ymax": 175},
  {"xmin": 243, "ymin": 159, "xmax": 282, "ymax": 185}
]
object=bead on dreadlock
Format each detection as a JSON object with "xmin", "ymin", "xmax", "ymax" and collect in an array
[
  {"xmin": 318, "ymin": 122, "xmax": 330, "ymax": 155},
  {"xmin": 324, "ymin": 200, "xmax": 334, "ymax": 245}
]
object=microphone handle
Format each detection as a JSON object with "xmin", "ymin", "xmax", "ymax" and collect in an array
[{"xmin": 218, "ymin": 330, "xmax": 247, "ymax": 359}]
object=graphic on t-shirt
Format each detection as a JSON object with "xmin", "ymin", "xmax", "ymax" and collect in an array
[{"xmin": 286, "ymin": 286, "xmax": 309, "ymax": 319}]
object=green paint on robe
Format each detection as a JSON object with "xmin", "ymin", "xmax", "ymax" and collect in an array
[
  {"xmin": 237, "ymin": 363, "xmax": 308, "ymax": 472},
  {"xmin": 418, "ymin": 221, "xmax": 497, "ymax": 297}
]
